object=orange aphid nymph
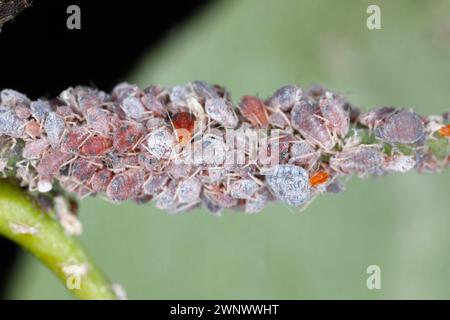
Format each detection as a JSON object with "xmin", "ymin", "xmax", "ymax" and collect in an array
[
  {"xmin": 438, "ymin": 124, "xmax": 450, "ymax": 137},
  {"xmin": 309, "ymin": 171, "xmax": 329, "ymax": 187},
  {"xmin": 172, "ymin": 111, "xmax": 195, "ymax": 145}
]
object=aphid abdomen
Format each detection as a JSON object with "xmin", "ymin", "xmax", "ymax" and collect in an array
[
  {"xmin": 330, "ymin": 146, "xmax": 384, "ymax": 175},
  {"xmin": 291, "ymin": 100, "xmax": 334, "ymax": 150},
  {"xmin": 375, "ymin": 110, "xmax": 425, "ymax": 144}
]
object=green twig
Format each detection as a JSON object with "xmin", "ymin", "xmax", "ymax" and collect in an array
[{"xmin": 0, "ymin": 180, "xmax": 117, "ymax": 300}]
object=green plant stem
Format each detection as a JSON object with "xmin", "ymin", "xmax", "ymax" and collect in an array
[{"xmin": 0, "ymin": 180, "xmax": 117, "ymax": 300}]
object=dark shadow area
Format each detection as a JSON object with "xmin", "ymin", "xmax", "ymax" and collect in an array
[{"xmin": 0, "ymin": 0, "xmax": 212, "ymax": 299}]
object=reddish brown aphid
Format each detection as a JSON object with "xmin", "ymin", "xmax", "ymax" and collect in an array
[
  {"xmin": 60, "ymin": 129, "xmax": 88, "ymax": 154},
  {"xmin": 239, "ymin": 96, "xmax": 269, "ymax": 128},
  {"xmin": 24, "ymin": 119, "xmax": 41, "ymax": 138},
  {"xmin": 438, "ymin": 124, "xmax": 450, "ymax": 137},
  {"xmin": 106, "ymin": 170, "xmax": 144, "ymax": 202},
  {"xmin": 291, "ymin": 99, "xmax": 334, "ymax": 150},
  {"xmin": 309, "ymin": 171, "xmax": 329, "ymax": 187},
  {"xmin": 172, "ymin": 111, "xmax": 195, "ymax": 144},
  {"xmin": 37, "ymin": 149, "xmax": 72, "ymax": 176},
  {"xmin": 112, "ymin": 122, "xmax": 144, "ymax": 153},
  {"xmin": 90, "ymin": 168, "xmax": 113, "ymax": 193},
  {"xmin": 71, "ymin": 158, "xmax": 99, "ymax": 182},
  {"xmin": 81, "ymin": 135, "xmax": 112, "ymax": 156}
]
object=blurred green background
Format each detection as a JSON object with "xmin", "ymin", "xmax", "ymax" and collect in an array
[{"xmin": 6, "ymin": 0, "xmax": 450, "ymax": 299}]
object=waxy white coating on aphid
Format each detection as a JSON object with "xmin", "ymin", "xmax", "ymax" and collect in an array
[
  {"xmin": 0, "ymin": 106, "xmax": 25, "ymax": 137},
  {"xmin": 22, "ymin": 139, "xmax": 49, "ymax": 159},
  {"xmin": 44, "ymin": 112, "xmax": 65, "ymax": 148},
  {"xmin": 146, "ymin": 127, "xmax": 175, "ymax": 159},
  {"xmin": 0, "ymin": 89, "xmax": 29, "ymax": 106},
  {"xmin": 121, "ymin": 96, "xmax": 146, "ymax": 120},
  {"xmin": 266, "ymin": 164, "xmax": 311, "ymax": 206},
  {"xmin": 205, "ymin": 97, "xmax": 238, "ymax": 128},
  {"xmin": 230, "ymin": 179, "xmax": 259, "ymax": 199},
  {"xmin": 177, "ymin": 177, "xmax": 202, "ymax": 204},
  {"xmin": 30, "ymin": 100, "xmax": 51, "ymax": 122},
  {"xmin": 382, "ymin": 155, "xmax": 416, "ymax": 173}
]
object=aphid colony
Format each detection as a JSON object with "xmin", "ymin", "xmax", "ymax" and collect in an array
[{"xmin": 0, "ymin": 82, "xmax": 449, "ymax": 215}]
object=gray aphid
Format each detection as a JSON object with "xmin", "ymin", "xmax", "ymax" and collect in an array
[{"xmin": 266, "ymin": 164, "xmax": 310, "ymax": 206}]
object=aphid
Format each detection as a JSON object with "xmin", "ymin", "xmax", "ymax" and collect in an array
[
  {"xmin": 138, "ymin": 152, "xmax": 159, "ymax": 171},
  {"xmin": 0, "ymin": 106, "xmax": 25, "ymax": 137},
  {"xmin": 0, "ymin": 89, "xmax": 29, "ymax": 106},
  {"xmin": 106, "ymin": 170, "xmax": 144, "ymax": 202},
  {"xmin": 358, "ymin": 107, "xmax": 396, "ymax": 130},
  {"xmin": 177, "ymin": 177, "xmax": 202, "ymax": 204},
  {"xmin": 85, "ymin": 107, "xmax": 109, "ymax": 134},
  {"xmin": 60, "ymin": 129, "xmax": 88, "ymax": 154},
  {"xmin": 141, "ymin": 93, "xmax": 166, "ymax": 117},
  {"xmin": 382, "ymin": 155, "xmax": 416, "ymax": 173},
  {"xmin": 169, "ymin": 85, "xmax": 193, "ymax": 107},
  {"xmin": 268, "ymin": 111, "xmax": 289, "ymax": 128},
  {"xmin": 318, "ymin": 92, "xmax": 349, "ymax": 137},
  {"xmin": 54, "ymin": 196, "xmax": 83, "ymax": 236},
  {"xmin": 90, "ymin": 168, "xmax": 113, "ymax": 193},
  {"xmin": 143, "ymin": 174, "xmax": 169, "ymax": 195},
  {"xmin": 30, "ymin": 100, "xmax": 51, "ymax": 122},
  {"xmin": 191, "ymin": 80, "xmax": 219, "ymax": 101},
  {"xmin": 22, "ymin": 138, "xmax": 49, "ymax": 159},
  {"xmin": 207, "ymin": 167, "xmax": 226, "ymax": 183},
  {"xmin": 201, "ymin": 136, "xmax": 226, "ymax": 166},
  {"xmin": 438, "ymin": 124, "xmax": 450, "ymax": 137},
  {"xmin": 201, "ymin": 194, "xmax": 223, "ymax": 216},
  {"xmin": 112, "ymin": 82, "xmax": 141, "ymax": 103},
  {"xmin": 330, "ymin": 145, "xmax": 383, "ymax": 175},
  {"xmin": 325, "ymin": 178, "xmax": 346, "ymax": 194},
  {"xmin": 266, "ymin": 164, "xmax": 311, "ymax": 206},
  {"xmin": 71, "ymin": 158, "xmax": 100, "ymax": 182},
  {"xmin": 36, "ymin": 149, "xmax": 72, "ymax": 176},
  {"xmin": 375, "ymin": 110, "xmax": 425, "ymax": 144},
  {"xmin": 267, "ymin": 85, "xmax": 302, "ymax": 111},
  {"xmin": 80, "ymin": 135, "xmax": 112, "ymax": 156},
  {"xmin": 309, "ymin": 171, "xmax": 329, "ymax": 187},
  {"xmin": 289, "ymin": 140, "xmax": 319, "ymax": 168},
  {"xmin": 172, "ymin": 111, "xmax": 195, "ymax": 145},
  {"xmin": 146, "ymin": 127, "xmax": 175, "ymax": 159},
  {"xmin": 204, "ymin": 188, "xmax": 238, "ymax": 208},
  {"xmin": 155, "ymin": 179, "xmax": 179, "ymax": 211},
  {"xmin": 44, "ymin": 112, "xmax": 65, "ymax": 147},
  {"xmin": 15, "ymin": 104, "xmax": 31, "ymax": 119},
  {"xmin": 75, "ymin": 87, "xmax": 108, "ymax": 112},
  {"xmin": 205, "ymin": 97, "xmax": 238, "ymax": 128},
  {"xmin": 167, "ymin": 162, "xmax": 191, "ymax": 179},
  {"xmin": 113, "ymin": 122, "xmax": 144, "ymax": 153},
  {"xmin": 230, "ymin": 179, "xmax": 259, "ymax": 199},
  {"xmin": 244, "ymin": 189, "xmax": 271, "ymax": 214},
  {"xmin": 24, "ymin": 119, "xmax": 41, "ymax": 138},
  {"xmin": 120, "ymin": 96, "xmax": 146, "ymax": 120},
  {"xmin": 239, "ymin": 96, "xmax": 269, "ymax": 128},
  {"xmin": 291, "ymin": 99, "xmax": 334, "ymax": 150}
]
